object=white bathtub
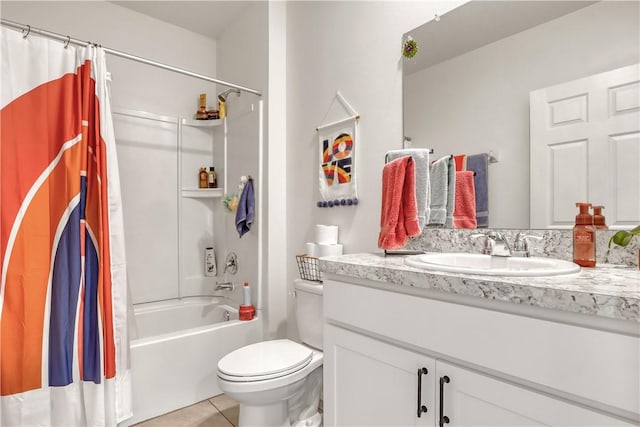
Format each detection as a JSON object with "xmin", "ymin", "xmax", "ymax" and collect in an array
[{"xmin": 125, "ymin": 297, "xmax": 263, "ymax": 425}]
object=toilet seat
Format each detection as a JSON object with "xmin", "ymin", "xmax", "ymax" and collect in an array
[{"xmin": 218, "ymin": 339, "xmax": 313, "ymax": 382}]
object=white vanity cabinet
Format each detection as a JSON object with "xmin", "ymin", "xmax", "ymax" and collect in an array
[
  {"xmin": 325, "ymin": 324, "xmax": 436, "ymax": 426},
  {"xmin": 323, "ymin": 278, "xmax": 639, "ymax": 426},
  {"xmin": 435, "ymin": 361, "xmax": 630, "ymax": 426}
]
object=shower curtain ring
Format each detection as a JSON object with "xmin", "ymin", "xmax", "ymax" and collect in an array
[
  {"xmin": 22, "ymin": 25, "xmax": 31, "ymax": 39},
  {"xmin": 64, "ymin": 36, "xmax": 71, "ymax": 49}
]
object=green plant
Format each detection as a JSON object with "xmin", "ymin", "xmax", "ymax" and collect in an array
[{"xmin": 608, "ymin": 225, "xmax": 640, "ymax": 248}]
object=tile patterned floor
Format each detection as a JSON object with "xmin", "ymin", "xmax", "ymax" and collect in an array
[{"xmin": 133, "ymin": 394, "xmax": 239, "ymax": 427}]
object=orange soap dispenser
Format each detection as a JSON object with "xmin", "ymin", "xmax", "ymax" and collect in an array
[
  {"xmin": 592, "ymin": 205, "xmax": 608, "ymax": 230},
  {"xmin": 573, "ymin": 202, "xmax": 596, "ymax": 267}
]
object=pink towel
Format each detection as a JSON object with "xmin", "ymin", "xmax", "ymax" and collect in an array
[
  {"xmin": 453, "ymin": 154, "xmax": 467, "ymax": 171},
  {"xmin": 378, "ymin": 156, "xmax": 420, "ymax": 250},
  {"xmin": 453, "ymin": 171, "xmax": 477, "ymax": 229}
]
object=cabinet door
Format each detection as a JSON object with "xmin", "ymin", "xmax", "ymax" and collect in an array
[
  {"xmin": 436, "ymin": 361, "xmax": 634, "ymax": 426},
  {"xmin": 324, "ymin": 324, "xmax": 435, "ymax": 426}
]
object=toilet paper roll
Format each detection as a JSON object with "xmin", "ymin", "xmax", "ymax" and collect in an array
[
  {"xmin": 316, "ymin": 225, "xmax": 339, "ymax": 245},
  {"xmin": 317, "ymin": 243, "xmax": 343, "ymax": 257},
  {"xmin": 305, "ymin": 242, "xmax": 318, "ymax": 257}
]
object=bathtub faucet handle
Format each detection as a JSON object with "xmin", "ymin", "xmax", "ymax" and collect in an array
[
  {"xmin": 224, "ymin": 252, "xmax": 238, "ymax": 275},
  {"xmin": 215, "ymin": 282, "xmax": 234, "ymax": 291}
]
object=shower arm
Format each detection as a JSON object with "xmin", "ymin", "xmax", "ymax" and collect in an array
[{"xmin": 218, "ymin": 88, "xmax": 241, "ymax": 102}]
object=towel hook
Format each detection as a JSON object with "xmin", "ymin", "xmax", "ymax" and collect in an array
[
  {"xmin": 488, "ymin": 150, "xmax": 499, "ymax": 164},
  {"xmin": 22, "ymin": 25, "xmax": 31, "ymax": 39}
]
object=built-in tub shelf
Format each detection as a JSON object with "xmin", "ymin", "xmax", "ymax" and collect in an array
[
  {"xmin": 181, "ymin": 188, "xmax": 224, "ymax": 198},
  {"xmin": 181, "ymin": 117, "xmax": 224, "ymax": 127}
]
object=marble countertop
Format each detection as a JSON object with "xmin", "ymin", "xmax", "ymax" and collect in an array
[{"xmin": 319, "ymin": 252, "xmax": 640, "ymax": 322}]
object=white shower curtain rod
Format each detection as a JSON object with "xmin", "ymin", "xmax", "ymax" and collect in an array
[{"xmin": 0, "ymin": 18, "xmax": 262, "ymax": 97}]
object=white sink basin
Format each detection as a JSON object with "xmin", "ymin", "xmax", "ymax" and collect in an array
[{"xmin": 404, "ymin": 253, "xmax": 580, "ymax": 277}]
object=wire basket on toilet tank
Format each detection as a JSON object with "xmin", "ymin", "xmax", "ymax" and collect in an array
[{"xmin": 296, "ymin": 254, "xmax": 322, "ymax": 282}]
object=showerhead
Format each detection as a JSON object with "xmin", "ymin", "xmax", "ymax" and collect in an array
[{"xmin": 218, "ymin": 88, "xmax": 241, "ymax": 103}]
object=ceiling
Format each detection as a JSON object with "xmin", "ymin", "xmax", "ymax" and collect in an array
[
  {"xmin": 111, "ymin": 1, "xmax": 258, "ymax": 39},
  {"xmin": 404, "ymin": 0, "xmax": 597, "ymax": 75}
]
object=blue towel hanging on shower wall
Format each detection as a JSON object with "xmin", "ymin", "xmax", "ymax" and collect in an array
[{"xmin": 235, "ymin": 177, "xmax": 255, "ymax": 238}]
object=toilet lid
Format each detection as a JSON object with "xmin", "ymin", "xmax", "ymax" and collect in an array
[{"xmin": 218, "ymin": 339, "xmax": 313, "ymax": 381}]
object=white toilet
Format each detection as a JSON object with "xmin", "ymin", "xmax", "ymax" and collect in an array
[{"xmin": 217, "ymin": 279, "xmax": 323, "ymax": 427}]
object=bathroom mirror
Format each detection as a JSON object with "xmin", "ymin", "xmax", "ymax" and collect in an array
[{"xmin": 403, "ymin": 0, "xmax": 639, "ymax": 229}]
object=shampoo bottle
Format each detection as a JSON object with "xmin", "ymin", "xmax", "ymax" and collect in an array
[
  {"xmin": 239, "ymin": 282, "xmax": 255, "ymax": 321},
  {"xmin": 573, "ymin": 202, "xmax": 596, "ymax": 267},
  {"xmin": 218, "ymin": 98, "xmax": 226, "ymax": 118},
  {"xmin": 196, "ymin": 93, "xmax": 208, "ymax": 120},
  {"xmin": 204, "ymin": 247, "xmax": 216, "ymax": 277},
  {"xmin": 208, "ymin": 167, "xmax": 217, "ymax": 188},
  {"xmin": 199, "ymin": 167, "xmax": 208, "ymax": 189}
]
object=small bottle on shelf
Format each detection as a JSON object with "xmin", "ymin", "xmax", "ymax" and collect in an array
[
  {"xmin": 208, "ymin": 167, "xmax": 217, "ymax": 188},
  {"xmin": 218, "ymin": 97, "xmax": 226, "ymax": 118},
  {"xmin": 199, "ymin": 167, "xmax": 208, "ymax": 188},
  {"xmin": 196, "ymin": 93, "xmax": 208, "ymax": 120}
]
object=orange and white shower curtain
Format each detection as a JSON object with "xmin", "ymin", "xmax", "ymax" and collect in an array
[{"xmin": 0, "ymin": 27, "xmax": 131, "ymax": 425}]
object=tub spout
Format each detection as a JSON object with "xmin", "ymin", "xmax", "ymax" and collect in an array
[{"xmin": 215, "ymin": 282, "xmax": 234, "ymax": 291}]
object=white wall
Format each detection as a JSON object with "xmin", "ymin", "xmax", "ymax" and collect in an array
[
  {"xmin": 216, "ymin": 3, "xmax": 269, "ymax": 318},
  {"xmin": 284, "ymin": 1, "xmax": 463, "ymax": 339},
  {"xmin": 1, "ymin": 1, "xmax": 223, "ymax": 304},
  {"xmin": 265, "ymin": 2, "xmax": 289, "ymax": 339},
  {"xmin": 216, "ymin": 2, "xmax": 289, "ymax": 340},
  {"xmin": 404, "ymin": 1, "xmax": 640, "ymax": 229}
]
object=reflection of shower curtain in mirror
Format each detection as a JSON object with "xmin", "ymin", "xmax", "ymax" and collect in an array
[{"xmin": 0, "ymin": 27, "xmax": 131, "ymax": 425}]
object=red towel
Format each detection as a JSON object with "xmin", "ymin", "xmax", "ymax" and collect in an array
[
  {"xmin": 453, "ymin": 170, "xmax": 477, "ymax": 228},
  {"xmin": 378, "ymin": 156, "xmax": 420, "ymax": 250},
  {"xmin": 453, "ymin": 154, "xmax": 467, "ymax": 171}
]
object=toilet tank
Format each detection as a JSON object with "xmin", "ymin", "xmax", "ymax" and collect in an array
[{"xmin": 294, "ymin": 279, "xmax": 323, "ymax": 350}]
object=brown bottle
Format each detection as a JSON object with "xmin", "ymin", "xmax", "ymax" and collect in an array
[
  {"xmin": 592, "ymin": 205, "xmax": 608, "ymax": 230},
  {"xmin": 573, "ymin": 202, "xmax": 595, "ymax": 267},
  {"xmin": 199, "ymin": 167, "xmax": 208, "ymax": 188},
  {"xmin": 208, "ymin": 167, "xmax": 217, "ymax": 188},
  {"xmin": 196, "ymin": 93, "xmax": 208, "ymax": 120}
]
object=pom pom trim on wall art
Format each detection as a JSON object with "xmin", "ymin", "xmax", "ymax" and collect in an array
[{"xmin": 316, "ymin": 91, "xmax": 360, "ymax": 208}]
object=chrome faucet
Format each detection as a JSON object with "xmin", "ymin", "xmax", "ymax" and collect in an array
[
  {"xmin": 215, "ymin": 281, "xmax": 234, "ymax": 291},
  {"xmin": 472, "ymin": 231, "xmax": 512, "ymax": 257},
  {"xmin": 511, "ymin": 232, "xmax": 542, "ymax": 257}
]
